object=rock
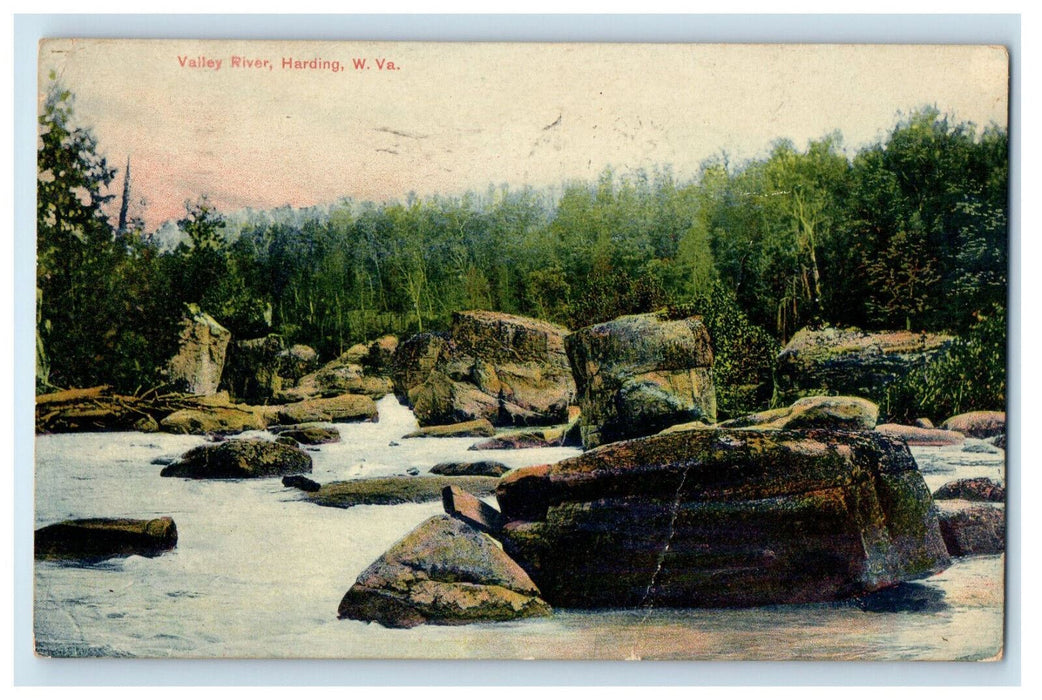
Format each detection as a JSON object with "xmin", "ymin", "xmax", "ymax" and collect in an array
[
  {"xmin": 282, "ymin": 475, "xmax": 321, "ymax": 492},
  {"xmin": 430, "ymin": 460, "xmax": 511, "ymax": 477},
  {"xmin": 275, "ymin": 344, "xmax": 320, "ymax": 385},
  {"xmin": 443, "ymin": 485, "xmax": 506, "ymax": 534},
  {"xmin": 962, "ymin": 438, "xmax": 1001, "ymax": 454},
  {"xmin": 337, "ymin": 515, "xmax": 551, "ymax": 628},
  {"xmin": 874, "ymin": 423, "xmax": 965, "ymax": 446},
  {"xmin": 406, "ymin": 468, "xmax": 420, "ymax": 476},
  {"xmin": 160, "ymin": 438, "xmax": 312, "ymax": 479},
  {"xmin": 496, "ymin": 428, "xmax": 949, "ymax": 608},
  {"xmin": 342, "ymin": 343, "xmax": 370, "ymax": 364},
  {"xmin": 469, "ymin": 423, "xmax": 579, "ymax": 450},
  {"xmin": 35, "ymin": 517, "xmax": 177, "ymax": 563},
  {"xmin": 159, "ymin": 405, "xmax": 271, "ymax": 435},
  {"xmin": 150, "ymin": 455, "xmax": 176, "ymax": 465},
  {"xmin": 657, "ymin": 420, "xmax": 712, "ymax": 435},
  {"xmin": 392, "ymin": 312, "xmax": 575, "ymax": 428},
  {"xmin": 932, "ymin": 478, "xmax": 1005, "ymax": 502},
  {"xmin": 774, "ymin": 326, "xmax": 953, "ymax": 406},
  {"xmin": 402, "ymin": 418, "xmax": 496, "ymax": 439},
  {"xmin": 363, "ymin": 335, "xmax": 399, "ymax": 375},
  {"xmin": 940, "ymin": 411, "xmax": 1005, "ymax": 439},
  {"xmin": 565, "ymin": 311, "xmax": 716, "ymax": 449},
  {"xmin": 166, "ymin": 305, "xmax": 232, "ymax": 396},
  {"xmin": 989, "ymin": 433, "xmax": 1007, "ymax": 450},
  {"xmin": 721, "ymin": 396, "xmax": 879, "ymax": 432},
  {"xmin": 935, "ymin": 501, "xmax": 1005, "ymax": 556},
  {"xmin": 304, "ymin": 476, "xmax": 499, "ymax": 508},
  {"xmin": 275, "ymin": 426, "xmax": 341, "ymax": 445},
  {"xmin": 276, "ymin": 394, "xmax": 378, "ymax": 425},
  {"xmin": 222, "ymin": 334, "xmax": 285, "ymax": 404},
  {"xmin": 277, "ymin": 355, "xmax": 393, "ymax": 403},
  {"xmin": 275, "ymin": 435, "xmax": 299, "ymax": 447},
  {"xmin": 914, "ymin": 417, "xmax": 935, "ymax": 429}
]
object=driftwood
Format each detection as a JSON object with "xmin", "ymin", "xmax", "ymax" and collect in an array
[{"xmin": 34, "ymin": 386, "xmax": 214, "ymax": 434}]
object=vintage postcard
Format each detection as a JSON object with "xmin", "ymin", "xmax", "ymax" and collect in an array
[{"xmin": 33, "ymin": 39, "xmax": 1009, "ymax": 660}]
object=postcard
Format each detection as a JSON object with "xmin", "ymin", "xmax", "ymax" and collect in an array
[{"xmin": 33, "ymin": 39, "xmax": 1009, "ymax": 660}]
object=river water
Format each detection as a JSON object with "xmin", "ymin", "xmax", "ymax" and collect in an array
[{"xmin": 33, "ymin": 396, "xmax": 1006, "ymax": 660}]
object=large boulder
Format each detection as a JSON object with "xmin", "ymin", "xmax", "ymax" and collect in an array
[
  {"xmin": 35, "ymin": 517, "xmax": 178, "ymax": 563},
  {"xmin": 337, "ymin": 515, "xmax": 551, "ymax": 628},
  {"xmin": 362, "ymin": 335, "xmax": 399, "ymax": 375},
  {"xmin": 566, "ymin": 311, "xmax": 716, "ymax": 449},
  {"xmin": 166, "ymin": 305, "xmax": 232, "ymax": 396},
  {"xmin": 222, "ymin": 334, "xmax": 285, "ymax": 404},
  {"xmin": 391, "ymin": 311, "xmax": 575, "ymax": 428},
  {"xmin": 160, "ymin": 438, "xmax": 312, "ymax": 479},
  {"xmin": 275, "ymin": 344, "xmax": 320, "ymax": 385},
  {"xmin": 496, "ymin": 428, "xmax": 949, "ymax": 608},
  {"xmin": 159, "ymin": 405, "xmax": 271, "ymax": 435},
  {"xmin": 275, "ymin": 394, "xmax": 378, "ymax": 425},
  {"xmin": 932, "ymin": 478, "xmax": 1005, "ymax": 502},
  {"xmin": 940, "ymin": 411, "xmax": 1006, "ymax": 439},
  {"xmin": 774, "ymin": 326, "xmax": 953, "ymax": 406},
  {"xmin": 276, "ymin": 353, "xmax": 393, "ymax": 403},
  {"xmin": 935, "ymin": 501, "xmax": 1005, "ymax": 556},
  {"xmin": 719, "ymin": 396, "xmax": 879, "ymax": 432}
]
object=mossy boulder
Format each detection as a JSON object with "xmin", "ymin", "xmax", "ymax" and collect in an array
[
  {"xmin": 338, "ymin": 515, "xmax": 551, "ymax": 628},
  {"xmin": 166, "ymin": 306, "xmax": 231, "ymax": 396},
  {"xmin": 566, "ymin": 311, "xmax": 716, "ymax": 449},
  {"xmin": 275, "ymin": 393, "xmax": 378, "ymax": 425},
  {"xmin": 222, "ymin": 334, "xmax": 285, "ymax": 404},
  {"xmin": 402, "ymin": 418, "xmax": 495, "ymax": 439},
  {"xmin": 159, "ymin": 405, "xmax": 272, "ymax": 435},
  {"xmin": 774, "ymin": 326, "xmax": 953, "ymax": 406},
  {"xmin": 933, "ymin": 478, "xmax": 1005, "ymax": 502},
  {"xmin": 161, "ymin": 438, "xmax": 312, "ymax": 479},
  {"xmin": 430, "ymin": 460, "xmax": 512, "ymax": 477},
  {"xmin": 273, "ymin": 425, "xmax": 341, "ymax": 445},
  {"xmin": 304, "ymin": 475, "xmax": 499, "ymax": 508},
  {"xmin": 496, "ymin": 428, "xmax": 949, "ymax": 608},
  {"xmin": 35, "ymin": 517, "xmax": 178, "ymax": 563},
  {"xmin": 392, "ymin": 312, "xmax": 575, "ymax": 428}
]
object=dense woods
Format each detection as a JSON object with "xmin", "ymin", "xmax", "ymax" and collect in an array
[{"xmin": 36, "ymin": 79, "xmax": 1009, "ymax": 419}]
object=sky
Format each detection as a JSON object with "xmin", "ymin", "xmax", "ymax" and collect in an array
[{"xmin": 39, "ymin": 40, "xmax": 1010, "ymax": 231}]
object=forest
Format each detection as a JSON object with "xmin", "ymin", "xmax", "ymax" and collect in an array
[{"xmin": 36, "ymin": 78, "xmax": 1009, "ymax": 420}]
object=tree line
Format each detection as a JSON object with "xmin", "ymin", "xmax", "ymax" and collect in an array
[{"xmin": 36, "ymin": 78, "xmax": 1008, "ymax": 418}]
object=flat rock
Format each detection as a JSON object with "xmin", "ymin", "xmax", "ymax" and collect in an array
[
  {"xmin": 875, "ymin": 423, "xmax": 965, "ymax": 446},
  {"xmin": 721, "ymin": 396, "xmax": 879, "ymax": 432},
  {"xmin": 304, "ymin": 475, "xmax": 498, "ymax": 508},
  {"xmin": 160, "ymin": 405, "xmax": 271, "ymax": 435},
  {"xmin": 430, "ymin": 460, "xmax": 511, "ymax": 477},
  {"xmin": 275, "ymin": 426, "xmax": 341, "ymax": 445},
  {"xmin": 402, "ymin": 418, "xmax": 495, "ymax": 439},
  {"xmin": 337, "ymin": 515, "xmax": 551, "ymax": 628},
  {"xmin": 276, "ymin": 394, "xmax": 378, "ymax": 425},
  {"xmin": 161, "ymin": 438, "xmax": 312, "ymax": 479},
  {"xmin": 35, "ymin": 517, "xmax": 177, "ymax": 563}
]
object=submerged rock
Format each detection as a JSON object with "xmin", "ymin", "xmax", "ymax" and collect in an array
[
  {"xmin": 392, "ymin": 311, "xmax": 575, "ymax": 428},
  {"xmin": 935, "ymin": 501, "xmax": 1005, "ymax": 556},
  {"xmin": 304, "ymin": 475, "xmax": 498, "ymax": 508},
  {"xmin": 35, "ymin": 517, "xmax": 178, "ymax": 563},
  {"xmin": 161, "ymin": 438, "xmax": 312, "ymax": 479},
  {"xmin": 774, "ymin": 326, "xmax": 953, "ymax": 406},
  {"xmin": 337, "ymin": 515, "xmax": 551, "ymax": 628},
  {"xmin": 496, "ymin": 428, "xmax": 949, "ymax": 608},
  {"xmin": 566, "ymin": 311, "xmax": 716, "ymax": 449}
]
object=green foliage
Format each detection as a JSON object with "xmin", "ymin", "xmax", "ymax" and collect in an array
[{"xmin": 881, "ymin": 304, "xmax": 1006, "ymax": 424}]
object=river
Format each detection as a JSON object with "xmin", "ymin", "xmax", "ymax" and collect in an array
[{"xmin": 33, "ymin": 395, "xmax": 1006, "ymax": 660}]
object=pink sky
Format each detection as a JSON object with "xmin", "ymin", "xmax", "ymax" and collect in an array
[{"xmin": 40, "ymin": 40, "xmax": 1010, "ymax": 231}]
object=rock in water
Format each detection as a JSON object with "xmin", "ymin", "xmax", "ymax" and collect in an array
[
  {"xmin": 430, "ymin": 460, "xmax": 512, "ymax": 477},
  {"xmin": 721, "ymin": 396, "xmax": 879, "ymax": 431},
  {"xmin": 275, "ymin": 425, "xmax": 341, "ymax": 445},
  {"xmin": 774, "ymin": 326, "xmax": 953, "ymax": 406},
  {"xmin": 338, "ymin": 515, "xmax": 551, "ymax": 628},
  {"xmin": 166, "ymin": 305, "xmax": 232, "ymax": 396},
  {"xmin": 35, "ymin": 517, "xmax": 178, "ymax": 563},
  {"xmin": 282, "ymin": 475, "xmax": 321, "ymax": 492},
  {"xmin": 402, "ymin": 419, "xmax": 495, "ymax": 439},
  {"xmin": 565, "ymin": 311, "xmax": 716, "ymax": 449},
  {"xmin": 935, "ymin": 502, "xmax": 1005, "ymax": 556},
  {"xmin": 874, "ymin": 423, "xmax": 965, "ymax": 446},
  {"xmin": 496, "ymin": 428, "xmax": 949, "ymax": 608},
  {"xmin": 161, "ymin": 438, "xmax": 312, "ymax": 479},
  {"xmin": 933, "ymin": 478, "xmax": 1005, "ymax": 502},
  {"xmin": 391, "ymin": 311, "xmax": 575, "ymax": 428},
  {"xmin": 940, "ymin": 411, "xmax": 1005, "ymax": 439}
]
